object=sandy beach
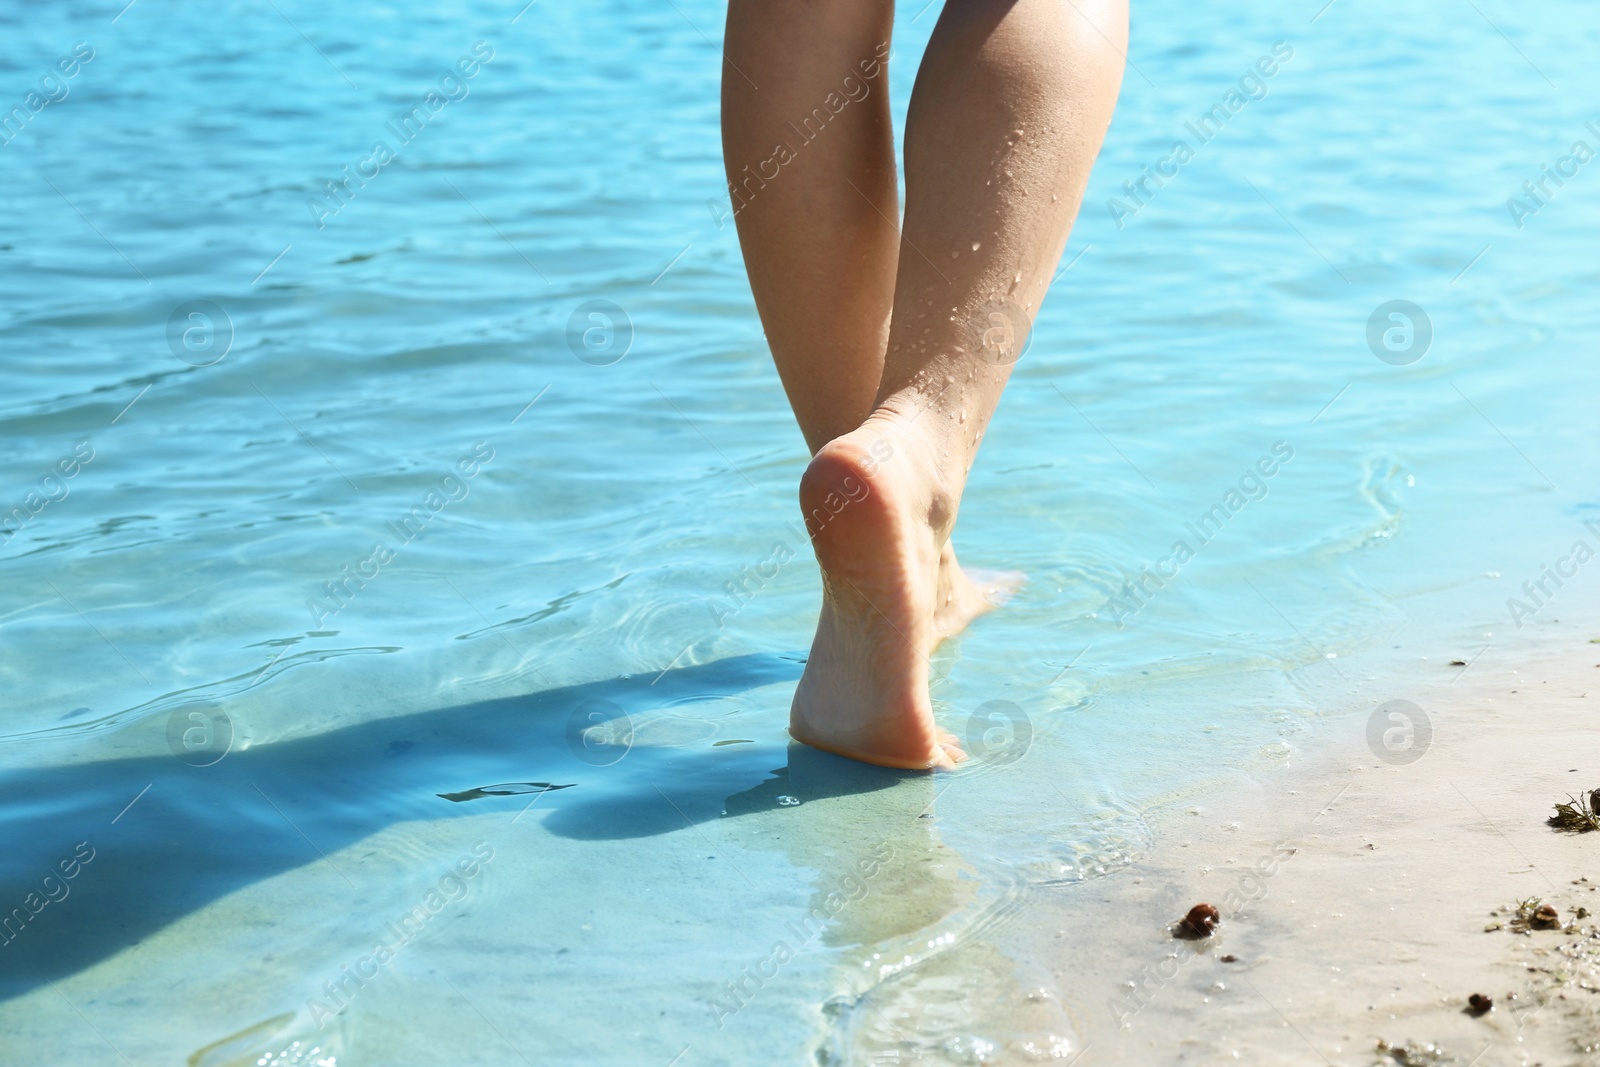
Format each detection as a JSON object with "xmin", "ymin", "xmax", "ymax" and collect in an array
[
  {"xmin": 984, "ymin": 618, "xmax": 1600, "ymax": 1064},
  {"xmin": 799, "ymin": 579, "xmax": 1600, "ymax": 1066}
]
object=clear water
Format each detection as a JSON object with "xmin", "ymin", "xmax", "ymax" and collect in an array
[{"xmin": 2, "ymin": 0, "xmax": 1597, "ymax": 1062}]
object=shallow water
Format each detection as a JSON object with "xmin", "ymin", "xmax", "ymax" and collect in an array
[{"xmin": 2, "ymin": 0, "xmax": 1598, "ymax": 1063}]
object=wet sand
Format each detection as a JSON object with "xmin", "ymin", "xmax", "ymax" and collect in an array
[{"xmin": 1002, "ymin": 617, "xmax": 1600, "ymax": 1065}]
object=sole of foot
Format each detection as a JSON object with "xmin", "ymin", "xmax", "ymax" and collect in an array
[{"xmin": 789, "ymin": 415, "xmax": 969, "ymax": 770}]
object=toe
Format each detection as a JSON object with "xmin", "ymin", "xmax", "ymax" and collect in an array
[{"xmin": 935, "ymin": 728, "xmax": 968, "ymax": 767}]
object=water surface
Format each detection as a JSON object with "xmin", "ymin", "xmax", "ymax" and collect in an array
[{"xmin": 2, "ymin": 0, "xmax": 1597, "ymax": 1062}]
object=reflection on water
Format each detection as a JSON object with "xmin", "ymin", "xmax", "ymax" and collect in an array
[{"xmin": 727, "ymin": 747, "xmax": 975, "ymax": 950}]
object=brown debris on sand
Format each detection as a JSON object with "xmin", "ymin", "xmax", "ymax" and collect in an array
[
  {"xmin": 1502, "ymin": 897, "xmax": 1564, "ymax": 934},
  {"xmin": 1548, "ymin": 790, "xmax": 1600, "ymax": 833},
  {"xmin": 1176, "ymin": 902, "xmax": 1219, "ymax": 938}
]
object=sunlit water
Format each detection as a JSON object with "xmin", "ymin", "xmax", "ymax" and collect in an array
[{"xmin": 2, "ymin": 0, "xmax": 1597, "ymax": 1063}]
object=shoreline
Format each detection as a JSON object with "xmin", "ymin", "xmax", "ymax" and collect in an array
[
  {"xmin": 814, "ymin": 589, "xmax": 1600, "ymax": 1065},
  {"xmin": 1002, "ymin": 614, "xmax": 1600, "ymax": 1064}
]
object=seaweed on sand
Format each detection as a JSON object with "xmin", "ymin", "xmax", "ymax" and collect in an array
[
  {"xmin": 1502, "ymin": 896, "xmax": 1561, "ymax": 934},
  {"xmin": 1548, "ymin": 789, "xmax": 1600, "ymax": 833}
]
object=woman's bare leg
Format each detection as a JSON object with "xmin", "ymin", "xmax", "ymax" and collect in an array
[
  {"xmin": 721, "ymin": 0, "xmax": 897, "ymax": 453},
  {"xmin": 721, "ymin": 0, "xmax": 1009, "ymax": 642},
  {"xmin": 789, "ymin": 0, "xmax": 1127, "ymax": 768}
]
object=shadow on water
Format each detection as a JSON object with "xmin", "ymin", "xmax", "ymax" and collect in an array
[
  {"xmin": 0, "ymin": 651, "xmax": 922, "ymax": 1003},
  {"xmin": 542, "ymin": 725, "xmax": 920, "ymax": 841}
]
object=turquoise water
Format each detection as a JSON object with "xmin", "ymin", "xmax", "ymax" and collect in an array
[{"xmin": 2, "ymin": 0, "xmax": 1597, "ymax": 1062}]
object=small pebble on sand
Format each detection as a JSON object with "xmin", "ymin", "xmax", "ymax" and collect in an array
[{"xmin": 1180, "ymin": 903, "xmax": 1220, "ymax": 937}]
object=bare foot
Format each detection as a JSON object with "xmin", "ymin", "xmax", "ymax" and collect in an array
[
  {"xmin": 934, "ymin": 542, "xmax": 1025, "ymax": 644},
  {"xmin": 789, "ymin": 414, "xmax": 966, "ymax": 770}
]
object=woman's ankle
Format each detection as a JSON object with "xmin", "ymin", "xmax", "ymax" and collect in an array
[{"xmin": 853, "ymin": 403, "xmax": 969, "ymax": 536}]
